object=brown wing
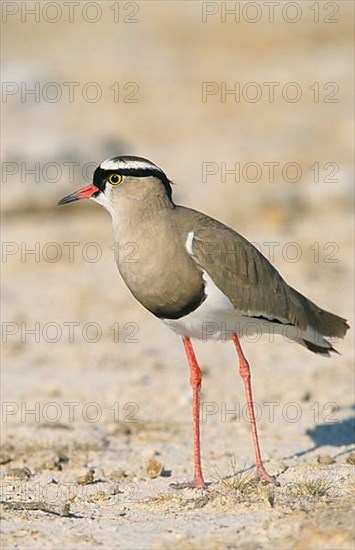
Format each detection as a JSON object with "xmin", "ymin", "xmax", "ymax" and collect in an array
[{"xmin": 174, "ymin": 207, "xmax": 348, "ymax": 338}]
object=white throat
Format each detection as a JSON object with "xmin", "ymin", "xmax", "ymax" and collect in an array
[{"xmin": 91, "ymin": 193, "xmax": 117, "ymax": 226}]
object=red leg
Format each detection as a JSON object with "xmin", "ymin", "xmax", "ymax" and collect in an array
[
  {"xmin": 171, "ymin": 337, "xmax": 206, "ymax": 489},
  {"xmin": 231, "ymin": 333, "xmax": 276, "ymax": 484}
]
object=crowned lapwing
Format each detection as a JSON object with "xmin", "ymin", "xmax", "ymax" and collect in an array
[{"xmin": 58, "ymin": 156, "xmax": 349, "ymax": 489}]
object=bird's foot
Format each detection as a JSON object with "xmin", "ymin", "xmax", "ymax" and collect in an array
[
  {"xmin": 254, "ymin": 466, "xmax": 280, "ymax": 486},
  {"xmin": 170, "ymin": 478, "xmax": 206, "ymax": 490}
]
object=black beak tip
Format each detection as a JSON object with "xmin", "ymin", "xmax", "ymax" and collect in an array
[{"xmin": 57, "ymin": 194, "xmax": 79, "ymax": 206}]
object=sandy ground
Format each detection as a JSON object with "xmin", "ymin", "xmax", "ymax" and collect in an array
[{"xmin": 1, "ymin": 2, "xmax": 354, "ymax": 549}]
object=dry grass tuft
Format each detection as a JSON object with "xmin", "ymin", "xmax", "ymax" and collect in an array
[
  {"xmin": 345, "ymin": 453, "xmax": 355, "ymax": 465},
  {"xmin": 287, "ymin": 477, "xmax": 334, "ymax": 498},
  {"xmin": 211, "ymin": 455, "xmax": 257, "ymax": 496}
]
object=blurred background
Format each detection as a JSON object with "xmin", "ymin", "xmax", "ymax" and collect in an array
[{"xmin": 1, "ymin": 1, "xmax": 354, "ymax": 546}]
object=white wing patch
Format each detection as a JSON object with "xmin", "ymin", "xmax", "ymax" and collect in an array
[
  {"xmin": 185, "ymin": 231, "xmax": 194, "ymax": 255},
  {"xmin": 185, "ymin": 231, "xmax": 233, "ymax": 313}
]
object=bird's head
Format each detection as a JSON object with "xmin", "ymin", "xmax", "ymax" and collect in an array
[{"xmin": 58, "ymin": 156, "xmax": 173, "ymax": 218}]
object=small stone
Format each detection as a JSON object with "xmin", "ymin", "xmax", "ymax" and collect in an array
[
  {"xmin": 301, "ymin": 391, "xmax": 312, "ymax": 402},
  {"xmin": 317, "ymin": 455, "xmax": 335, "ymax": 465},
  {"xmin": 110, "ymin": 468, "xmax": 128, "ymax": 481},
  {"xmin": 147, "ymin": 458, "xmax": 164, "ymax": 479},
  {"xmin": 0, "ymin": 453, "xmax": 12, "ymax": 465},
  {"xmin": 77, "ymin": 468, "xmax": 95, "ymax": 485},
  {"xmin": 56, "ymin": 452, "xmax": 69, "ymax": 464},
  {"xmin": 41, "ymin": 457, "xmax": 57, "ymax": 471},
  {"xmin": 5, "ymin": 466, "xmax": 32, "ymax": 480},
  {"xmin": 346, "ymin": 453, "xmax": 355, "ymax": 465},
  {"xmin": 261, "ymin": 520, "xmax": 270, "ymax": 529},
  {"xmin": 111, "ymin": 484, "xmax": 124, "ymax": 496}
]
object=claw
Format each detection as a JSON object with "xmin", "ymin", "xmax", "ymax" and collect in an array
[
  {"xmin": 254, "ymin": 467, "xmax": 280, "ymax": 486},
  {"xmin": 170, "ymin": 479, "xmax": 206, "ymax": 490}
]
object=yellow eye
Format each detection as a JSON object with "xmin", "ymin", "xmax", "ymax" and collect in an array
[{"xmin": 108, "ymin": 173, "xmax": 122, "ymax": 185}]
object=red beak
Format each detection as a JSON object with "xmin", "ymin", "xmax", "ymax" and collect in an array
[{"xmin": 58, "ymin": 183, "xmax": 100, "ymax": 205}]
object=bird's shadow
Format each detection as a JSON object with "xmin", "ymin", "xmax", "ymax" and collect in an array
[
  {"xmin": 283, "ymin": 412, "xmax": 355, "ymax": 461},
  {"xmin": 218, "ymin": 410, "xmax": 355, "ymax": 482}
]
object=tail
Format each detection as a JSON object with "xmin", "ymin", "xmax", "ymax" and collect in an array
[
  {"xmin": 299, "ymin": 338, "xmax": 339, "ymax": 357},
  {"xmin": 287, "ymin": 287, "xmax": 349, "ymax": 356}
]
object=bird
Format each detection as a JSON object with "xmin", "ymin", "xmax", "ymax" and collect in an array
[{"xmin": 58, "ymin": 155, "xmax": 349, "ymax": 489}]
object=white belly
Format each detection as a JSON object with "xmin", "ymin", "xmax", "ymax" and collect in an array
[
  {"xmin": 161, "ymin": 270, "xmax": 329, "ymax": 350},
  {"xmin": 162, "ymin": 270, "xmax": 270, "ymax": 341}
]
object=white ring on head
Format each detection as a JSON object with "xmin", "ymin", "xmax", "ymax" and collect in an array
[{"xmin": 100, "ymin": 158, "xmax": 162, "ymax": 173}]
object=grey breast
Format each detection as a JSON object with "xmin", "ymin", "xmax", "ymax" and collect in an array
[{"xmin": 115, "ymin": 208, "xmax": 205, "ymax": 319}]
